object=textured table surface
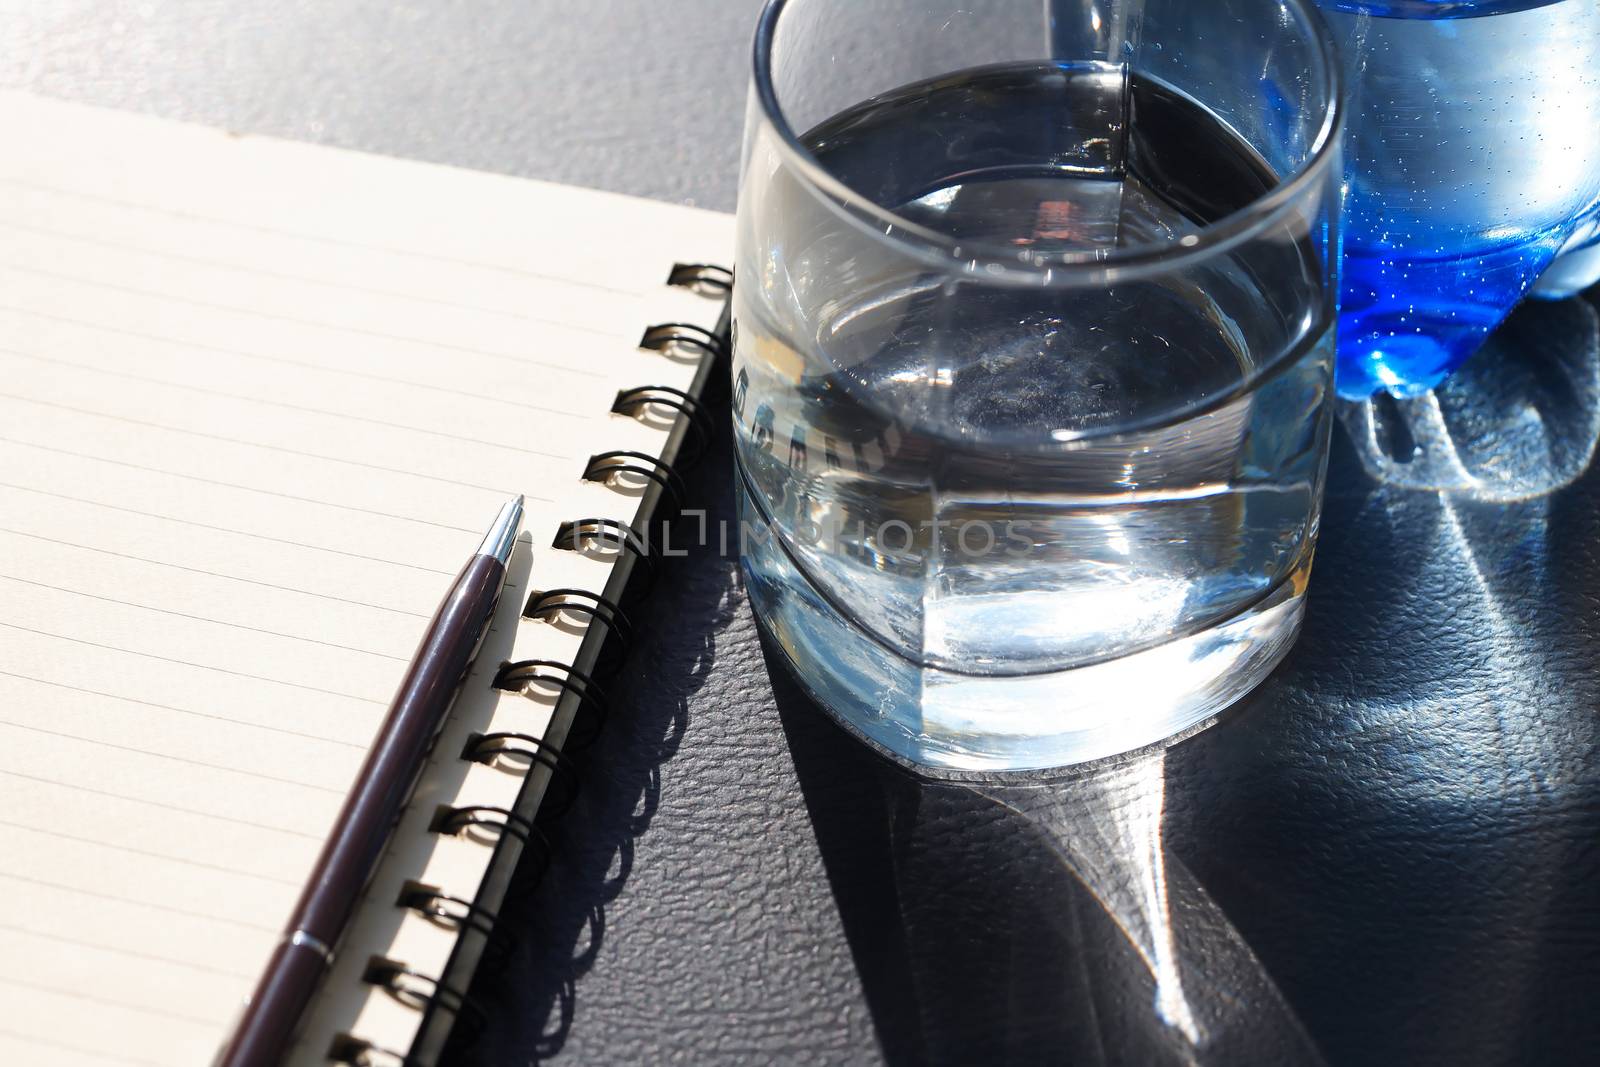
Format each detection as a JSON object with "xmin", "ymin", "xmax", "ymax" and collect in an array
[{"xmin": 12, "ymin": 4, "xmax": 1600, "ymax": 1065}]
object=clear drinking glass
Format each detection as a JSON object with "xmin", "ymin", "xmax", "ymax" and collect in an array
[{"xmin": 734, "ymin": 0, "xmax": 1343, "ymax": 771}]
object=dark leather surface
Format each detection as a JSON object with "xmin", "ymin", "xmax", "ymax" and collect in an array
[
  {"xmin": 456, "ymin": 290, "xmax": 1600, "ymax": 1067},
  {"xmin": 0, "ymin": 0, "xmax": 754, "ymax": 212},
  {"xmin": 19, "ymin": 5, "xmax": 1599, "ymax": 1064}
]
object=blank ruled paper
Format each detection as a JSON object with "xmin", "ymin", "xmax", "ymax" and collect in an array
[{"xmin": 0, "ymin": 92, "xmax": 731, "ymax": 1066}]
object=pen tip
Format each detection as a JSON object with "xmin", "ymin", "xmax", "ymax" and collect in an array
[{"xmin": 478, "ymin": 496, "xmax": 524, "ymax": 564}]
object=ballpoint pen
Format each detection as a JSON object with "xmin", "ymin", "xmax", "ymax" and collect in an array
[{"xmin": 217, "ymin": 496, "xmax": 524, "ymax": 1067}]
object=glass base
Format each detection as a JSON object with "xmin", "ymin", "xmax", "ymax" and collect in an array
[{"xmin": 742, "ymin": 490, "xmax": 1308, "ymax": 773}]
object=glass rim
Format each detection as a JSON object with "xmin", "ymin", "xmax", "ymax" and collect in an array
[{"xmin": 751, "ymin": 0, "xmax": 1345, "ymax": 285}]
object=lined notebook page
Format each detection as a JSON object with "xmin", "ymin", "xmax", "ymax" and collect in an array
[{"xmin": 0, "ymin": 92, "xmax": 731, "ymax": 1067}]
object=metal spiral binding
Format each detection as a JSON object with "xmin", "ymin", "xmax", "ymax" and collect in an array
[
  {"xmin": 667, "ymin": 262, "xmax": 733, "ymax": 294},
  {"xmin": 491, "ymin": 658, "xmax": 607, "ymax": 710},
  {"xmin": 389, "ymin": 265, "xmax": 730, "ymax": 1067},
  {"xmin": 612, "ymin": 385, "xmax": 714, "ymax": 463},
  {"xmin": 363, "ymin": 957, "xmax": 487, "ymax": 1031},
  {"xmin": 430, "ymin": 803, "xmax": 542, "ymax": 848},
  {"xmin": 582, "ymin": 449, "xmax": 688, "ymax": 513},
  {"xmin": 398, "ymin": 880, "xmax": 500, "ymax": 941},
  {"xmin": 523, "ymin": 587, "xmax": 634, "ymax": 654},
  {"xmin": 328, "ymin": 1034, "xmax": 411, "ymax": 1067},
  {"xmin": 552, "ymin": 517, "xmax": 660, "ymax": 593},
  {"xmin": 639, "ymin": 321, "xmax": 729, "ymax": 362},
  {"xmin": 492, "ymin": 657, "xmax": 610, "ymax": 749},
  {"xmin": 460, "ymin": 731, "xmax": 579, "ymax": 817}
]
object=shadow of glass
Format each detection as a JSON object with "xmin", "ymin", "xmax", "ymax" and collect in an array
[
  {"xmin": 770, "ymin": 404, "xmax": 1600, "ymax": 1065},
  {"xmin": 768, "ymin": 635, "xmax": 1323, "ymax": 1067}
]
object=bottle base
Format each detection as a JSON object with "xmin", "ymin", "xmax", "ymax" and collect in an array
[{"xmin": 742, "ymin": 509, "xmax": 1307, "ymax": 774}]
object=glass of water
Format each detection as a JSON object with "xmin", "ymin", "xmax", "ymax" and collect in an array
[{"xmin": 734, "ymin": 0, "xmax": 1344, "ymax": 771}]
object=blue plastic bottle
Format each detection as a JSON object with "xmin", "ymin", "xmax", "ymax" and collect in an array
[{"xmin": 1316, "ymin": 0, "xmax": 1600, "ymax": 398}]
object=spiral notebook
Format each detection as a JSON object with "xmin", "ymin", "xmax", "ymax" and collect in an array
[{"xmin": 0, "ymin": 92, "xmax": 732, "ymax": 1066}]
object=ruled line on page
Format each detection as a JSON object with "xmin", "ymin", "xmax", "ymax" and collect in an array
[
  {"xmin": 0, "ymin": 770, "xmax": 322, "ymax": 839},
  {"xmin": 0, "ymin": 387, "xmax": 570, "ymax": 474},
  {"xmin": 0, "ymin": 347, "xmax": 579, "ymax": 458},
  {"xmin": 1, "ymin": 346, "xmax": 592, "ymax": 430},
  {"xmin": 0, "ymin": 435, "xmax": 485, "ymax": 537},
  {"xmin": 0, "ymin": 530, "xmax": 432, "ymax": 621},
  {"xmin": 0, "ymin": 872, "xmax": 277, "ymax": 932},
  {"xmin": 0, "ymin": 975, "xmax": 217, "ymax": 1028},
  {"xmin": 0, "ymin": 718, "xmax": 351, "ymax": 791},
  {"xmin": 0, "ymin": 480, "xmax": 458, "ymax": 577},
  {"xmin": 0, "ymin": 173, "xmax": 648, "ymax": 299},
  {"xmin": 0, "ymin": 302, "xmax": 597, "ymax": 422},
  {"xmin": 0, "ymin": 90, "xmax": 734, "ymax": 1064},
  {"xmin": 0, "ymin": 923, "xmax": 256, "ymax": 980},
  {"xmin": 0, "ymin": 216, "xmax": 621, "ymax": 338},
  {"xmin": 0, "ymin": 821, "xmax": 303, "ymax": 887},
  {"xmin": 0, "ymin": 386, "xmax": 525, "ymax": 493},
  {"xmin": 0, "ymin": 622, "xmax": 387, "ymax": 706},
  {"xmin": 0, "ymin": 260, "xmax": 612, "ymax": 379},
  {"xmin": 0, "ymin": 1028, "xmax": 166, "ymax": 1067},
  {"xmin": 0, "ymin": 670, "xmax": 365, "ymax": 748},
  {"xmin": 0, "ymin": 575, "xmax": 410, "ymax": 661}
]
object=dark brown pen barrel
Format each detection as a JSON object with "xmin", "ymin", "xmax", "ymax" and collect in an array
[
  {"xmin": 219, "ymin": 941, "xmax": 327, "ymax": 1067},
  {"xmin": 218, "ymin": 552, "xmax": 506, "ymax": 1067}
]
